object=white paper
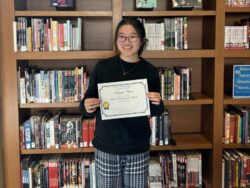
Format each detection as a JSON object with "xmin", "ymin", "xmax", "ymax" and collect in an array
[{"xmin": 98, "ymin": 79, "xmax": 150, "ymax": 120}]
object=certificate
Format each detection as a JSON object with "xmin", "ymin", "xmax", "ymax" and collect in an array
[{"xmin": 98, "ymin": 79, "xmax": 150, "ymax": 120}]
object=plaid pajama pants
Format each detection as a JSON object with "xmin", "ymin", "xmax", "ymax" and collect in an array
[{"xmin": 95, "ymin": 149, "xmax": 150, "ymax": 188}]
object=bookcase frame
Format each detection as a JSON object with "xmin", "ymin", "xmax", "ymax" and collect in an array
[{"xmin": 0, "ymin": 0, "xmax": 249, "ymax": 187}]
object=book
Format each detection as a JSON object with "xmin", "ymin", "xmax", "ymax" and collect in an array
[
  {"xmin": 233, "ymin": 65, "xmax": 250, "ymax": 98},
  {"xmin": 148, "ymin": 159, "xmax": 162, "ymax": 188},
  {"xmin": 136, "ymin": 0, "xmax": 157, "ymax": 10},
  {"xmin": 60, "ymin": 115, "xmax": 81, "ymax": 149},
  {"xmin": 172, "ymin": 0, "xmax": 203, "ymax": 9},
  {"xmin": 50, "ymin": 0, "xmax": 74, "ymax": 9}
]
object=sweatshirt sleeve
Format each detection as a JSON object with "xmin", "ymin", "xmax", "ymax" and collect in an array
[
  {"xmin": 79, "ymin": 64, "xmax": 99, "ymax": 118},
  {"xmin": 148, "ymin": 67, "xmax": 165, "ymax": 116}
]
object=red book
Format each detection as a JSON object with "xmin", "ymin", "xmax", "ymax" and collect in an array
[
  {"xmin": 82, "ymin": 119, "xmax": 89, "ymax": 147},
  {"xmin": 48, "ymin": 156, "xmax": 59, "ymax": 188},
  {"xmin": 89, "ymin": 118, "xmax": 95, "ymax": 147}
]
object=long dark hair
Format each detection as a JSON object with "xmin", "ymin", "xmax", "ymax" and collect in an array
[{"xmin": 114, "ymin": 18, "xmax": 147, "ymax": 56}]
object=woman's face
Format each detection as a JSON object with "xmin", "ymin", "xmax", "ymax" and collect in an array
[{"xmin": 116, "ymin": 24, "xmax": 142, "ymax": 61}]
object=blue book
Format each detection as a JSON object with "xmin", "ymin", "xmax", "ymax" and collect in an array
[
  {"xmin": 233, "ymin": 65, "xmax": 250, "ymax": 98},
  {"xmin": 23, "ymin": 119, "xmax": 32, "ymax": 149}
]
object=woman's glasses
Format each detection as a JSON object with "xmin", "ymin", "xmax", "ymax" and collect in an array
[{"xmin": 116, "ymin": 35, "xmax": 140, "ymax": 42}]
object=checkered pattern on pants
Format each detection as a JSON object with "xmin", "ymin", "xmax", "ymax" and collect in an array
[{"xmin": 95, "ymin": 149, "xmax": 150, "ymax": 188}]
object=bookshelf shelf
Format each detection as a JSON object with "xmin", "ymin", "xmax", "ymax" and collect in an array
[
  {"xmin": 15, "ymin": 11, "xmax": 113, "ymax": 17},
  {"xmin": 224, "ymin": 95, "xmax": 250, "ymax": 105},
  {"xmin": 19, "ymin": 93, "xmax": 213, "ymax": 108},
  {"xmin": 21, "ymin": 147, "xmax": 95, "ymax": 155},
  {"xmin": 225, "ymin": 7, "xmax": 250, "ymax": 13},
  {"xmin": 16, "ymin": 50, "xmax": 215, "ymax": 60},
  {"xmin": 123, "ymin": 10, "xmax": 216, "ymax": 17},
  {"xmin": 149, "ymin": 133, "xmax": 212, "ymax": 151},
  {"xmin": 163, "ymin": 93, "xmax": 213, "ymax": 105},
  {"xmin": 223, "ymin": 143, "xmax": 250, "ymax": 149},
  {"xmin": 224, "ymin": 50, "xmax": 250, "ymax": 58},
  {"xmin": 19, "ymin": 102, "xmax": 80, "ymax": 109},
  {"xmin": 16, "ymin": 51, "xmax": 115, "ymax": 60},
  {"xmin": 143, "ymin": 50, "xmax": 215, "ymax": 58},
  {"xmin": 20, "ymin": 133, "xmax": 212, "ymax": 155}
]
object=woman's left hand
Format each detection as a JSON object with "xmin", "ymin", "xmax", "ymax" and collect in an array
[{"xmin": 146, "ymin": 92, "xmax": 162, "ymax": 105}]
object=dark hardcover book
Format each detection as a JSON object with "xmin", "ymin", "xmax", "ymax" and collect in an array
[
  {"xmin": 54, "ymin": 110, "xmax": 64, "ymax": 149},
  {"xmin": 50, "ymin": 0, "xmax": 74, "ymax": 9},
  {"xmin": 60, "ymin": 114, "xmax": 81, "ymax": 148}
]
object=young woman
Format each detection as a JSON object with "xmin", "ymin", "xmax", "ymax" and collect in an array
[{"xmin": 79, "ymin": 18, "xmax": 164, "ymax": 188}]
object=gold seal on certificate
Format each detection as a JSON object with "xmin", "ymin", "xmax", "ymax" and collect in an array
[{"xmin": 98, "ymin": 79, "xmax": 151, "ymax": 120}]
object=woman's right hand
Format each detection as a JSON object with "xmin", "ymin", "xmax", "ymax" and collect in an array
[{"xmin": 84, "ymin": 98, "xmax": 101, "ymax": 113}]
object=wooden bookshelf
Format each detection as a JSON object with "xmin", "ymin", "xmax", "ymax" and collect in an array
[
  {"xmin": 150, "ymin": 133, "xmax": 212, "ymax": 151},
  {"xmin": 16, "ymin": 51, "xmax": 115, "ymax": 60},
  {"xmin": 225, "ymin": 7, "xmax": 250, "ymax": 13},
  {"xmin": 21, "ymin": 147, "xmax": 95, "ymax": 155},
  {"xmin": 224, "ymin": 50, "xmax": 250, "ymax": 58},
  {"xmin": 123, "ymin": 10, "xmax": 216, "ymax": 17},
  {"xmin": 224, "ymin": 95, "xmax": 250, "ymax": 105},
  {"xmin": 142, "ymin": 50, "xmax": 215, "ymax": 58},
  {"xmin": 0, "ymin": 0, "xmax": 249, "ymax": 187},
  {"xmin": 15, "ymin": 10, "xmax": 113, "ymax": 17},
  {"xmin": 21, "ymin": 133, "xmax": 212, "ymax": 155},
  {"xmin": 223, "ymin": 143, "xmax": 250, "ymax": 149},
  {"xmin": 19, "ymin": 102, "xmax": 80, "ymax": 109}
]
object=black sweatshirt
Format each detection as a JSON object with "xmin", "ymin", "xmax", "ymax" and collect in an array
[{"xmin": 79, "ymin": 55, "xmax": 164, "ymax": 155}]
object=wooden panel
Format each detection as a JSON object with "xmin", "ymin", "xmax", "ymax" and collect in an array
[
  {"xmin": 21, "ymin": 147, "xmax": 95, "ymax": 154},
  {"xmin": 143, "ymin": 50, "xmax": 215, "ymax": 58},
  {"xmin": 225, "ymin": 13, "xmax": 250, "ymax": 25},
  {"xmin": 15, "ymin": 10, "xmax": 113, "ymax": 17},
  {"xmin": 223, "ymin": 143, "xmax": 250, "ymax": 149},
  {"xmin": 16, "ymin": 51, "xmax": 115, "ymax": 60},
  {"xmin": 224, "ymin": 50, "xmax": 250, "ymax": 58},
  {"xmin": 150, "ymin": 133, "xmax": 212, "ymax": 150},
  {"xmin": 83, "ymin": 18, "xmax": 113, "ymax": 50},
  {"xmin": 167, "ymin": 106, "xmax": 201, "ymax": 133},
  {"xmin": 20, "ymin": 102, "xmax": 80, "ymax": 108},
  {"xmin": 21, "ymin": 133, "xmax": 212, "ymax": 154},
  {"xmin": 211, "ymin": 0, "xmax": 225, "ymax": 187},
  {"xmin": 202, "ymin": 59, "xmax": 215, "ymax": 97},
  {"xmin": 225, "ymin": 7, "xmax": 250, "ymax": 13},
  {"xmin": 224, "ymin": 95, "xmax": 250, "ymax": 105},
  {"xmin": 123, "ymin": 10, "xmax": 216, "ymax": 17},
  {"xmin": 0, "ymin": 5, "xmax": 4, "ymax": 184},
  {"xmin": 0, "ymin": 1, "xmax": 20, "ymax": 188}
]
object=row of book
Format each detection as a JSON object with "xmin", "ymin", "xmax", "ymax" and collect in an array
[
  {"xmin": 21, "ymin": 154, "xmax": 96, "ymax": 188},
  {"xmin": 18, "ymin": 65, "xmax": 192, "ymax": 104},
  {"xmin": 21, "ymin": 150, "xmax": 202, "ymax": 188},
  {"xmin": 159, "ymin": 66, "xmax": 192, "ymax": 101},
  {"xmin": 140, "ymin": 17, "xmax": 188, "ymax": 51},
  {"xmin": 20, "ymin": 111, "xmax": 95, "ymax": 150},
  {"xmin": 149, "ymin": 150, "xmax": 202, "ymax": 188},
  {"xmin": 150, "ymin": 110, "xmax": 171, "ymax": 146},
  {"xmin": 20, "ymin": 110, "xmax": 172, "ymax": 150},
  {"xmin": 225, "ymin": 0, "xmax": 250, "ymax": 7},
  {"xmin": 223, "ymin": 105, "xmax": 250, "ymax": 145},
  {"xmin": 13, "ymin": 17, "xmax": 82, "ymax": 52},
  {"xmin": 222, "ymin": 149, "xmax": 250, "ymax": 188},
  {"xmin": 224, "ymin": 25, "xmax": 249, "ymax": 50},
  {"xmin": 18, "ymin": 66, "xmax": 89, "ymax": 104}
]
